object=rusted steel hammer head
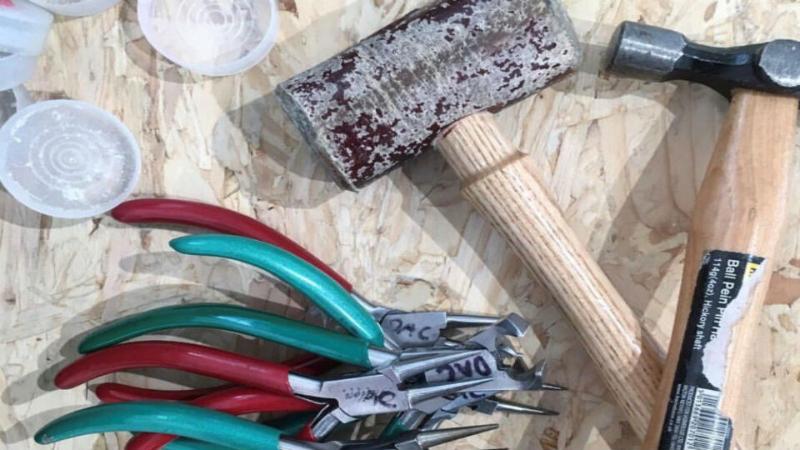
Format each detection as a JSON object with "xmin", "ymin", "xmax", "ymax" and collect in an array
[
  {"xmin": 607, "ymin": 21, "xmax": 800, "ymax": 98},
  {"xmin": 277, "ymin": 0, "xmax": 581, "ymax": 189}
]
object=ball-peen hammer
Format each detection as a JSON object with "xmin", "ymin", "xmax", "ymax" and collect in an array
[
  {"xmin": 608, "ymin": 22, "xmax": 800, "ymax": 449},
  {"xmin": 277, "ymin": 0, "xmax": 663, "ymax": 438}
]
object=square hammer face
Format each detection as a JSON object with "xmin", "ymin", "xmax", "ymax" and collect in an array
[{"xmin": 277, "ymin": 0, "xmax": 581, "ymax": 189}]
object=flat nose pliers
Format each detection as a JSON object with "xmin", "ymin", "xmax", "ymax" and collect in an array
[
  {"xmin": 113, "ymin": 199, "xmax": 499, "ymax": 349},
  {"xmin": 35, "ymin": 402, "xmax": 499, "ymax": 450}
]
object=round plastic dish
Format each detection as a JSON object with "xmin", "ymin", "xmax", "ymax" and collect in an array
[
  {"xmin": 0, "ymin": 0, "xmax": 53, "ymax": 55},
  {"xmin": 0, "ymin": 100, "xmax": 141, "ymax": 219},
  {"xmin": 0, "ymin": 52, "xmax": 37, "ymax": 91},
  {"xmin": 28, "ymin": 0, "xmax": 120, "ymax": 17},
  {"xmin": 138, "ymin": 0, "xmax": 279, "ymax": 77}
]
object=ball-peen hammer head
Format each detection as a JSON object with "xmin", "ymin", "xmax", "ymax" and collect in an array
[
  {"xmin": 277, "ymin": 0, "xmax": 581, "ymax": 189},
  {"xmin": 607, "ymin": 21, "xmax": 800, "ymax": 98}
]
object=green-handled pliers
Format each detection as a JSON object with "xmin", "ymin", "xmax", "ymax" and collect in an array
[
  {"xmin": 77, "ymin": 303, "xmax": 466, "ymax": 370},
  {"xmin": 35, "ymin": 402, "xmax": 498, "ymax": 450},
  {"xmin": 168, "ymin": 233, "xmax": 384, "ymax": 348}
]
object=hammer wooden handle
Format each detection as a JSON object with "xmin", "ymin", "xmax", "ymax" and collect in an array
[
  {"xmin": 643, "ymin": 91, "xmax": 798, "ymax": 449},
  {"xmin": 438, "ymin": 112, "xmax": 664, "ymax": 438}
]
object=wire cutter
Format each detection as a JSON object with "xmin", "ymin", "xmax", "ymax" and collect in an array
[
  {"xmin": 113, "ymin": 199, "xmax": 499, "ymax": 349},
  {"xmin": 54, "ymin": 340, "xmax": 490, "ymax": 440},
  {"xmin": 35, "ymin": 402, "xmax": 499, "ymax": 450}
]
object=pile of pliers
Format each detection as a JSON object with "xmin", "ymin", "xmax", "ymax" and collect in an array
[{"xmin": 35, "ymin": 199, "xmax": 565, "ymax": 450}]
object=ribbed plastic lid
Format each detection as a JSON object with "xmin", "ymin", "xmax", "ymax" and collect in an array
[
  {"xmin": 138, "ymin": 0, "xmax": 279, "ymax": 76},
  {"xmin": 29, "ymin": 0, "xmax": 120, "ymax": 17},
  {"xmin": 0, "ymin": 100, "xmax": 141, "ymax": 218},
  {"xmin": 0, "ymin": 0, "xmax": 53, "ymax": 55}
]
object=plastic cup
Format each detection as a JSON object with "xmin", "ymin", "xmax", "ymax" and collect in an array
[
  {"xmin": 0, "ymin": 52, "xmax": 37, "ymax": 91},
  {"xmin": 0, "ymin": 100, "xmax": 141, "ymax": 218},
  {"xmin": 138, "ymin": 0, "xmax": 279, "ymax": 76},
  {"xmin": 0, "ymin": 0, "xmax": 53, "ymax": 56},
  {"xmin": 28, "ymin": 0, "xmax": 120, "ymax": 17}
]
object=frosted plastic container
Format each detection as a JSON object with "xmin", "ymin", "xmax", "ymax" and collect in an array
[
  {"xmin": 11, "ymin": 85, "xmax": 31, "ymax": 109},
  {"xmin": 138, "ymin": 0, "xmax": 279, "ymax": 76},
  {"xmin": 0, "ymin": 0, "xmax": 53, "ymax": 55},
  {"xmin": 28, "ymin": 0, "xmax": 120, "ymax": 17},
  {"xmin": 0, "ymin": 100, "xmax": 141, "ymax": 218},
  {"xmin": 0, "ymin": 52, "xmax": 37, "ymax": 91},
  {"xmin": 0, "ymin": 86, "xmax": 29, "ymax": 126}
]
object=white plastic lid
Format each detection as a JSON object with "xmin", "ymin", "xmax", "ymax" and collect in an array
[
  {"xmin": 138, "ymin": 0, "xmax": 279, "ymax": 77},
  {"xmin": 0, "ymin": 100, "xmax": 141, "ymax": 218},
  {"xmin": 0, "ymin": 0, "xmax": 53, "ymax": 56},
  {"xmin": 0, "ymin": 52, "xmax": 37, "ymax": 91},
  {"xmin": 28, "ymin": 0, "xmax": 120, "ymax": 17}
]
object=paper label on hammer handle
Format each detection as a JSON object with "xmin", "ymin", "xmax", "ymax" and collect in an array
[{"xmin": 658, "ymin": 250, "xmax": 766, "ymax": 450}]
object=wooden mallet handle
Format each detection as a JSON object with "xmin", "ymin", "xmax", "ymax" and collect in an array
[
  {"xmin": 438, "ymin": 112, "xmax": 665, "ymax": 438},
  {"xmin": 642, "ymin": 91, "xmax": 799, "ymax": 449}
]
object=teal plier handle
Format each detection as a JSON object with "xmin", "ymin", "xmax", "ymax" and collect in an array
[
  {"xmin": 164, "ymin": 412, "xmax": 317, "ymax": 450},
  {"xmin": 35, "ymin": 402, "xmax": 283, "ymax": 450},
  {"xmin": 170, "ymin": 234, "xmax": 383, "ymax": 347},
  {"xmin": 79, "ymin": 303, "xmax": 374, "ymax": 367}
]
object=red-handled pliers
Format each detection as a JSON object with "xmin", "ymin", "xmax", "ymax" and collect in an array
[
  {"xmin": 94, "ymin": 354, "xmax": 336, "ymax": 450},
  {"xmin": 112, "ymin": 199, "xmax": 351, "ymax": 290},
  {"xmin": 55, "ymin": 341, "xmax": 490, "ymax": 441},
  {"xmin": 95, "ymin": 354, "xmax": 336, "ymax": 403},
  {"xmin": 112, "ymin": 199, "xmax": 499, "ymax": 349}
]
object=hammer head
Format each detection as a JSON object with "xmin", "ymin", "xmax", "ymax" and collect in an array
[
  {"xmin": 607, "ymin": 21, "xmax": 800, "ymax": 98},
  {"xmin": 277, "ymin": 0, "xmax": 581, "ymax": 189}
]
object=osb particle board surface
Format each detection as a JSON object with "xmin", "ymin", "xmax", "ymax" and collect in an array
[{"xmin": 2, "ymin": 0, "xmax": 800, "ymax": 449}]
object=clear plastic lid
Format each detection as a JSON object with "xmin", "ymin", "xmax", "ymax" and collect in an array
[
  {"xmin": 138, "ymin": 0, "xmax": 279, "ymax": 77},
  {"xmin": 0, "ymin": 100, "xmax": 141, "ymax": 218},
  {"xmin": 0, "ymin": 0, "xmax": 53, "ymax": 56},
  {"xmin": 0, "ymin": 52, "xmax": 37, "ymax": 91},
  {"xmin": 0, "ymin": 86, "xmax": 27, "ymax": 126},
  {"xmin": 28, "ymin": 0, "xmax": 120, "ymax": 17}
]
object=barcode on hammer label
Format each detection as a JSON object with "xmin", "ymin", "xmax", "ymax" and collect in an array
[
  {"xmin": 659, "ymin": 250, "xmax": 762, "ymax": 450},
  {"xmin": 684, "ymin": 388, "xmax": 727, "ymax": 450}
]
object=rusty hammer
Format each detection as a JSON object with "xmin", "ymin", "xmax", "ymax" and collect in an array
[
  {"xmin": 277, "ymin": 0, "xmax": 663, "ymax": 438},
  {"xmin": 608, "ymin": 22, "xmax": 800, "ymax": 449}
]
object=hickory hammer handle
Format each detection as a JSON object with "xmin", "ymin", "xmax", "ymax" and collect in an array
[
  {"xmin": 643, "ymin": 91, "xmax": 799, "ymax": 450},
  {"xmin": 437, "ymin": 112, "xmax": 663, "ymax": 439}
]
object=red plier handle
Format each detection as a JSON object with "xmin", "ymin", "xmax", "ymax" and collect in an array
[
  {"xmin": 96, "ymin": 384, "xmax": 225, "ymax": 402},
  {"xmin": 124, "ymin": 386, "xmax": 320, "ymax": 450},
  {"xmin": 112, "ymin": 199, "xmax": 352, "ymax": 291},
  {"xmin": 95, "ymin": 354, "xmax": 335, "ymax": 403},
  {"xmin": 55, "ymin": 341, "xmax": 295, "ymax": 396}
]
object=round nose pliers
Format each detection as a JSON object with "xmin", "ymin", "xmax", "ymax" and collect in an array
[
  {"xmin": 35, "ymin": 402, "xmax": 499, "ymax": 450},
  {"xmin": 113, "ymin": 199, "xmax": 499, "ymax": 349}
]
